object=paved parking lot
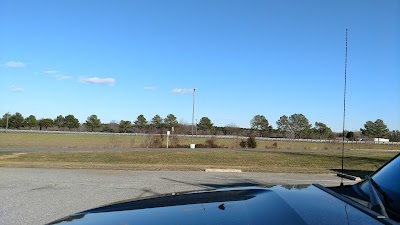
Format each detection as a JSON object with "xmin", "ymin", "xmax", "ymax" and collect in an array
[{"xmin": 0, "ymin": 168, "xmax": 356, "ymax": 225}]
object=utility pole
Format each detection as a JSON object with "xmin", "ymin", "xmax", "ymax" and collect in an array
[
  {"xmin": 340, "ymin": 29, "xmax": 348, "ymax": 187},
  {"xmin": 190, "ymin": 88, "xmax": 196, "ymax": 148},
  {"xmin": 5, "ymin": 112, "xmax": 10, "ymax": 133}
]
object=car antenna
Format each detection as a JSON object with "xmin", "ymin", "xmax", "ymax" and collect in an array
[{"xmin": 340, "ymin": 29, "xmax": 348, "ymax": 187}]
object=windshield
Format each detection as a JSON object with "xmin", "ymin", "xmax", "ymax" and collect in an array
[{"xmin": 360, "ymin": 154, "xmax": 400, "ymax": 215}]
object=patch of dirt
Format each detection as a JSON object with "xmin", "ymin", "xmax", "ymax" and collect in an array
[{"xmin": 0, "ymin": 152, "xmax": 27, "ymax": 160}]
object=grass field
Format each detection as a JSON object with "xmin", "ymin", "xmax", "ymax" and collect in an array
[
  {"xmin": 0, "ymin": 150, "xmax": 397, "ymax": 175},
  {"xmin": 1, "ymin": 132, "xmax": 399, "ymax": 150},
  {"xmin": 1, "ymin": 133, "xmax": 398, "ymax": 174}
]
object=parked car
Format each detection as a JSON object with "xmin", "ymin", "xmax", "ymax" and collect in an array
[{"xmin": 47, "ymin": 153, "xmax": 400, "ymax": 225}]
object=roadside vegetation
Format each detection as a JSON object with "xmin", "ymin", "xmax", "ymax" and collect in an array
[
  {"xmin": 1, "ymin": 133, "xmax": 399, "ymax": 150},
  {"xmin": 1, "ymin": 113, "xmax": 398, "ymax": 175},
  {"xmin": 0, "ymin": 150, "xmax": 396, "ymax": 175},
  {"xmin": 1, "ymin": 112, "xmax": 399, "ymax": 142}
]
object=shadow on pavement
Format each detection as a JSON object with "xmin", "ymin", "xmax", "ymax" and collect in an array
[
  {"xmin": 331, "ymin": 169, "xmax": 374, "ymax": 178},
  {"xmin": 161, "ymin": 177, "xmax": 269, "ymax": 190},
  {"xmin": 200, "ymin": 182, "xmax": 264, "ymax": 189}
]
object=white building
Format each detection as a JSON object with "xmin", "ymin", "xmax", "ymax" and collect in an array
[{"xmin": 374, "ymin": 138, "xmax": 389, "ymax": 143}]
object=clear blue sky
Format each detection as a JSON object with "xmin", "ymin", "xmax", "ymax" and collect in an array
[{"xmin": 1, "ymin": 0, "xmax": 399, "ymax": 132}]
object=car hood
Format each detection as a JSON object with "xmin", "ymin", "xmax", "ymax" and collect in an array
[{"xmin": 48, "ymin": 184, "xmax": 385, "ymax": 225}]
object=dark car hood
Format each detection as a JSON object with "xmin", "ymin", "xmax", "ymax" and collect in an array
[{"xmin": 48, "ymin": 184, "xmax": 385, "ymax": 225}]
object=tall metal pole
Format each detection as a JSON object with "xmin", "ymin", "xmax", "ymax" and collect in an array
[
  {"xmin": 341, "ymin": 29, "xmax": 348, "ymax": 187},
  {"xmin": 5, "ymin": 112, "xmax": 10, "ymax": 133},
  {"xmin": 191, "ymin": 88, "xmax": 196, "ymax": 144}
]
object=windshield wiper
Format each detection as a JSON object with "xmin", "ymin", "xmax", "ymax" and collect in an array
[
  {"xmin": 367, "ymin": 176, "xmax": 394, "ymax": 206},
  {"xmin": 365, "ymin": 176, "xmax": 389, "ymax": 218}
]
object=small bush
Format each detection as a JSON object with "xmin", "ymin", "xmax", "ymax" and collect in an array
[
  {"xmin": 272, "ymin": 142, "xmax": 278, "ymax": 149},
  {"xmin": 196, "ymin": 138, "xmax": 221, "ymax": 148},
  {"xmin": 239, "ymin": 140, "xmax": 247, "ymax": 148},
  {"xmin": 143, "ymin": 135, "xmax": 164, "ymax": 148},
  {"xmin": 205, "ymin": 138, "xmax": 219, "ymax": 148},
  {"xmin": 170, "ymin": 135, "xmax": 181, "ymax": 148},
  {"xmin": 246, "ymin": 137, "xmax": 257, "ymax": 148}
]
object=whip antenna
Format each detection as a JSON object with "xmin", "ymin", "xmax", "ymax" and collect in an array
[{"xmin": 341, "ymin": 29, "xmax": 348, "ymax": 187}]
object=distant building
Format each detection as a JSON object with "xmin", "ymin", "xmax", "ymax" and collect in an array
[
  {"xmin": 360, "ymin": 138, "xmax": 390, "ymax": 143},
  {"xmin": 374, "ymin": 138, "xmax": 389, "ymax": 143}
]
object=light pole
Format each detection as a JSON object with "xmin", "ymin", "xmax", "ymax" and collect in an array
[
  {"xmin": 190, "ymin": 88, "xmax": 196, "ymax": 148},
  {"xmin": 5, "ymin": 112, "xmax": 10, "ymax": 133}
]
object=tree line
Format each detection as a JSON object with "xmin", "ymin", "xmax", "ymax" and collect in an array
[
  {"xmin": 1, "ymin": 112, "xmax": 399, "ymax": 142},
  {"xmin": 0, "ymin": 112, "xmax": 182, "ymax": 133}
]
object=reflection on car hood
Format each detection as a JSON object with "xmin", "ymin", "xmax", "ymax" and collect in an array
[{"xmin": 48, "ymin": 185, "xmax": 385, "ymax": 225}]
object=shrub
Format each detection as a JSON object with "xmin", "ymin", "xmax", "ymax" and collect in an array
[
  {"xmin": 142, "ymin": 135, "xmax": 164, "ymax": 148},
  {"xmin": 239, "ymin": 140, "xmax": 247, "ymax": 148},
  {"xmin": 205, "ymin": 138, "xmax": 219, "ymax": 148},
  {"xmin": 170, "ymin": 135, "xmax": 181, "ymax": 148},
  {"xmin": 246, "ymin": 136, "xmax": 257, "ymax": 148}
]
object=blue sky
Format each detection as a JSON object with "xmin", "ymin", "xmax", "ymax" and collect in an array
[{"xmin": 1, "ymin": 0, "xmax": 399, "ymax": 132}]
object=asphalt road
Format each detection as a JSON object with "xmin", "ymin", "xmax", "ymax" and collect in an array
[
  {"xmin": 0, "ymin": 168, "xmax": 357, "ymax": 225},
  {"xmin": 1, "ymin": 147, "xmax": 399, "ymax": 153}
]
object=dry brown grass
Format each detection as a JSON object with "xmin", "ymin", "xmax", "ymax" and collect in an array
[
  {"xmin": 1, "ymin": 133, "xmax": 399, "ymax": 150},
  {"xmin": 0, "ymin": 150, "xmax": 397, "ymax": 174}
]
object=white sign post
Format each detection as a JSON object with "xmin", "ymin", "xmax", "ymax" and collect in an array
[{"xmin": 166, "ymin": 131, "xmax": 170, "ymax": 148}]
